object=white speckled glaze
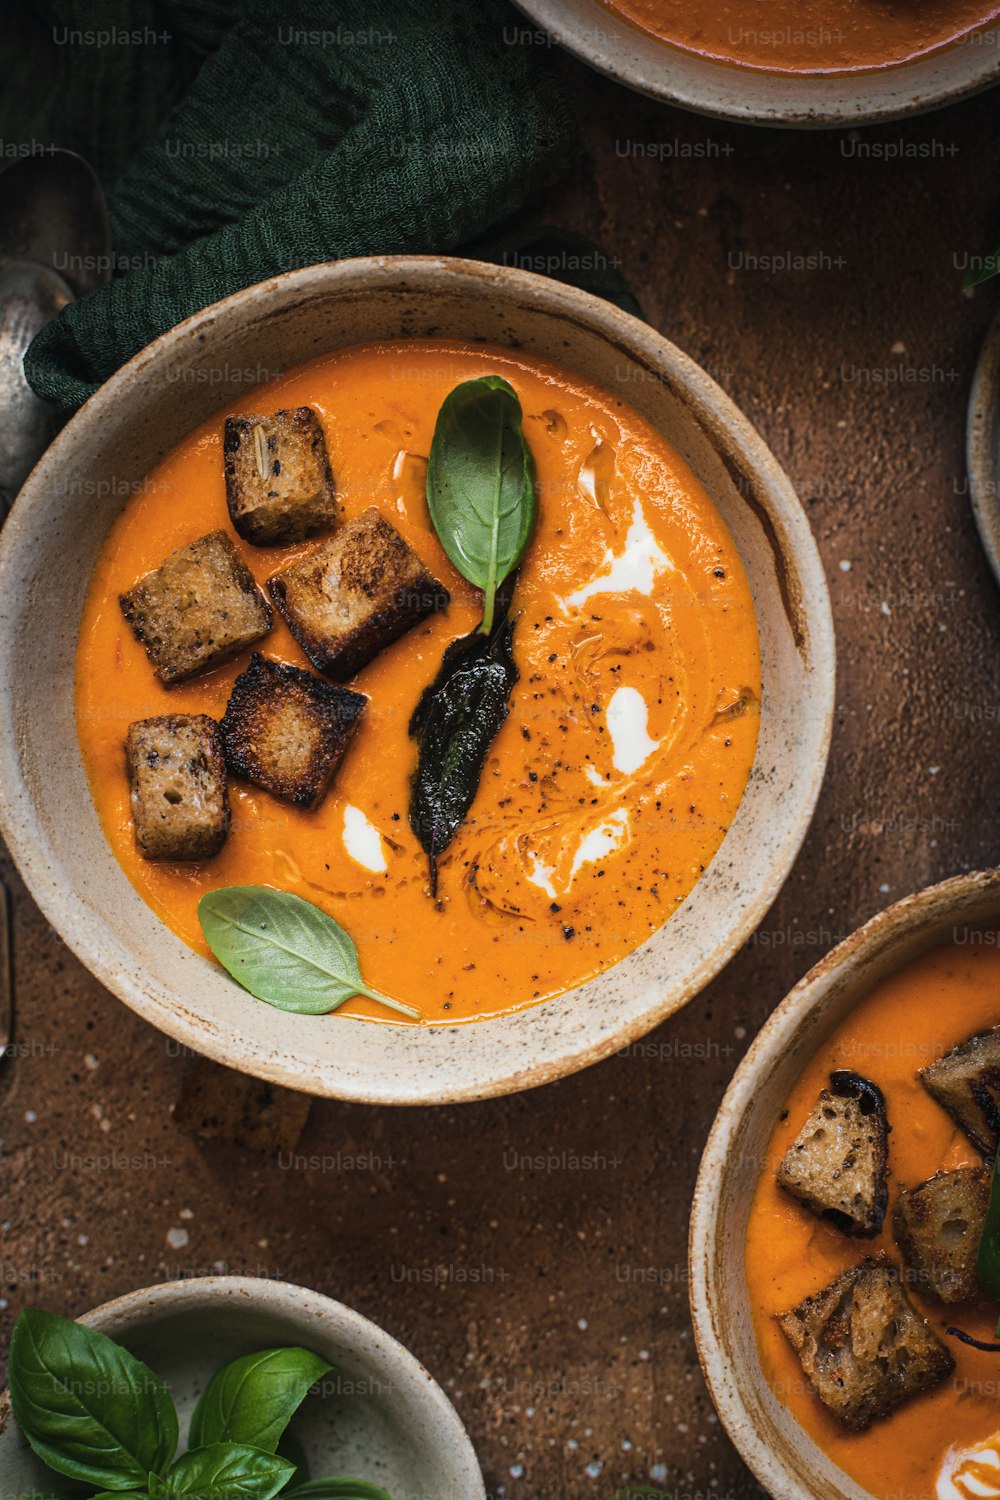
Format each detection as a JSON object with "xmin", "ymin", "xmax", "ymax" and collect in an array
[
  {"xmin": 689, "ymin": 868, "xmax": 1000, "ymax": 1500},
  {"xmin": 511, "ymin": 0, "xmax": 1000, "ymax": 125},
  {"xmin": 968, "ymin": 310, "xmax": 1000, "ymax": 589},
  {"xmin": 0, "ymin": 256, "xmax": 834, "ymax": 1102},
  {"xmin": 0, "ymin": 1276, "xmax": 485, "ymax": 1500}
]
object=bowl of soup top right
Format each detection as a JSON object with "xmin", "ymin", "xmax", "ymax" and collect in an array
[
  {"xmin": 690, "ymin": 869, "xmax": 1000, "ymax": 1500},
  {"xmin": 511, "ymin": 0, "xmax": 1000, "ymax": 125}
]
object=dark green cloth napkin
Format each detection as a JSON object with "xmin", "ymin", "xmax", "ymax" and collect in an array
[{"xmin": 7, "ymin": 0, "xmax": 573, "ymax": 417}]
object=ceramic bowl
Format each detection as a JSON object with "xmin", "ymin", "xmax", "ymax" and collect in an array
[
  {"xmin": 0, "ymin": 1276, "xmax": 485, "ymax": 1500},
  {"xmin": 0, "ymin": 254, "xmax": 834, "ymax": 1102},
  {"xmin": 967, "ymin": 308, "xmax": 1000, "ymax": 589},
  {"xmin": 689, "ymin": 868, "xmax": 1000, "ymax": 1500},
  {"xmin": 511, "ymin": 0, "xmax": 1000, "ymax": 126}
]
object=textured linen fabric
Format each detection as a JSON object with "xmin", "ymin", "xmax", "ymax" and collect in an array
[{"xmin": 4, "ymin": 0, "xmax": 572, "ymax": 416}]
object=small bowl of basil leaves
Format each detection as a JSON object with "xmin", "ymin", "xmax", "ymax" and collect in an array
[{"xmin": 0, "ymin": 1275, "xmax": 485, "ymax": 1500}]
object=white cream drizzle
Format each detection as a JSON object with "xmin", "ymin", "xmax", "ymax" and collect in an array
[
  {"xmin": 342, "ymin": 804, "xmax": 387, "ymax": 874},
  {"xmin": 526, "ymin": 809, "xmax": 631, "ymax": 898},
  {"xmin": 606, "ymin": 686, "xmax": 660, "ymax": 775},
  {"xmin": 528, "ymin": 856, "xmax": 558, "ymax": 900},
  {"xmin": 564, "ymin": 498, "xmax": 673, "ymax": 609},
  {"xmin": 937, "ymin": 1438, "xmax": 1000, "ymax": 1500},
  {"xmin": 569, "ymin": 809, "xmax": 630, "ymax": 879}
]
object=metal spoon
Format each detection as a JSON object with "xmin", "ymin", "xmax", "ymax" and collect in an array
[
  {"xmin": 0, "ymin": 259, "xmax": 72, "ymax": 507},
  {"xmin": 0, "ymin": 149, "xmax": 111, "ymax": 512},
  {"xmin": 0, "ymin": 151, "xmax": 110, "ymax": 1059}
]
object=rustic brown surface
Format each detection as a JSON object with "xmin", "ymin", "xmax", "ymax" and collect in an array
[{"xmin": 2, "ymin": 53, "xmax": 1000, "ymax": 1500}]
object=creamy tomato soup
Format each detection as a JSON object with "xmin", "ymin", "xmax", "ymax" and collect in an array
[
  {"xmin": 76, "ymin": 340, "xmax": 760, "ymax": 1025},
  {"xmin": 598, "ymin": 0, "xmax": 1000, "ymax": 74},
  {"xmin": 746, "ymin": 940, "xmax": 1000, "ymax": 1500}
]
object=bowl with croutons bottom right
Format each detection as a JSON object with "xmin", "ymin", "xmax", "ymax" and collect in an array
[{"xmin": 690, "ymin": 868, "xmax": 1000, "ymax": 1500}]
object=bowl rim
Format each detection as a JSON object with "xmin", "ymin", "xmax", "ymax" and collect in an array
[
  {"xmin": 0, "ymin": 1274, "xmax": 486, "ymax": 1496},
  {"xmin": 688, "ymin": 867, "xmax": 1000, "ymax": 1500},
  {"xmin": 0, "ymin": 253, "xmax": 835, "ymax": 1103},
  {"xmin": 510, "ymin": 0, "xmax": 1000, "ymax": 126},
  {"xmin": 967, "ymin": 306, "xmax": 1000, "ymax": 591}
]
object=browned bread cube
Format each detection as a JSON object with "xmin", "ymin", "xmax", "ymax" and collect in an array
[
  {"xmin": 920, "ymin": 1028, "xmax": 1000, "ymax": 1155},
  {"xmin": 223, "ymin": 407, "xmax": 336, "ymax": 546},
  {"xmin": 120, "ymin": 531, "xmax": 272, "ymax": 684},
  {"xmin": 776, "ymin": 1071, "xmax": 890, "ymax": 1237},
  {"xmin": 221, "ymin": 652, "xmax": 366, "ymax": 809},
  {"xmin": 894, "ymin": 1167, "xmax": 991, "ymax": 1304},
  {"xmin": 268, "ymin": 507, "xmax": 449, "ymax": 680},
  {"xmin": 777, "ymin": 1255, "xmax": 954, "ymax": 1431},
  {"xmin": 126, "ymin": 715, "xmax": 229, "ymax": 861}
]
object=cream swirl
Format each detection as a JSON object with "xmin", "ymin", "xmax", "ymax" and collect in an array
[{"xmin": 937, "ymin": 1437, "xmax": 1000, "ymax": 1500}]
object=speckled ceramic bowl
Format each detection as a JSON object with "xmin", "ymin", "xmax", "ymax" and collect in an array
[
  {"xmin": 689, "ymin": 868, "xmax": 1000, "ymax": 1500},
  {"xmin": 967, "ymin": 308, "xmax": 1000, "ymax": 589},
  {"xmin": 0, "ymin": 255, "xmax": 834, "ymax": 1102},
  {"xmin": 511, "ymin": 0, "xmax": 1000, "ymax": 126},
  {"xmin": 0, "ymin": 1276, "xmax": 485, "ymax": 1500}
]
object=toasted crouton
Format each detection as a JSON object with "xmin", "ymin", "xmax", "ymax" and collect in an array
[
  {"xmin": 776, "ymin": 1070, "xmax": 890, "ymax": 1237},
  {"xmin": 126, "ymin": 715, "xmax": 229, "ymax": 860},
  {"xmin": 223, "ymin": 407, "xmax": 336, "ymax": 546},
  {"xmin": 120, "ymin": 531, "xmax": 272, "ymax": 684},
  {"xmin": 920, "ymin": 1029, "xmax": 1000, "ymax": 1155},
  {"xmin": 221, "ymin": 652, "xmax": 366, "ymax": 809},
  {"xmin": 894, "ymin": 1167, "xmax": 990, "ymax": 1304},
  {"xmin": 777, "ymin": 1255, "xmax": 954, "ymax": 1431},
  {"xmin": 268, "ymin": 507, "xmax": 449, "ymax": 680}
]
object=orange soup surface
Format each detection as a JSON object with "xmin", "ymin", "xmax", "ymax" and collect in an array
[
  {"xmin": 76, "ymin": 340, "xmax": 760, "ymax": 1024},
  {"xmin": 598, "ymin": 0, "xmax": 1000, "ymax": 73},
  {"xmin": 746, "ymin": 939, "xmax": 1000, "ymax": 1499}
]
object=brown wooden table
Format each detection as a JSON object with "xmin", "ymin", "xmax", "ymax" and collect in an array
[{"xmin": 2, "ymin": 53, "xmax": 999, "ymax": 1500}]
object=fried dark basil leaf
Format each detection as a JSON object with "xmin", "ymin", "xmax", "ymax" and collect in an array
[{"xmin": 409, "ymin": 610, "xmax": 519, "ymax": 896}]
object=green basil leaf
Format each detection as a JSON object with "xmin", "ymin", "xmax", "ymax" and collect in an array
[
  {"xmin": 24, "ymin": 1492, "xmax": 104, "ymax": 1499},
  {"xmin": 409, "ymin": 612, "xmax": 518, "ymax": 894},
  {"xmin": 162, "ymin": 1443, "xmax": 293, "ymax": 1498},
  {"xmin": 189, "ymin": 1347, "xmax": 331, "ymax": 1453},
  {"xmin": 8, "ymin": 1308, "xmax": 178, "ymax": 1487},
  {"xmin": 198, "ymin": 887, "xmax": 418, "ymax": 1020},
  {"xmin": 426, "ymin": 375, "xmax": 537, "ymax": 633},
  {"xmin": 283, "ymin": 1482, "xmax": 392, "ymax": 1500},
  {"xmin": 964, "ymin": 250, "xmax": 1000, "ymax": 289}
]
